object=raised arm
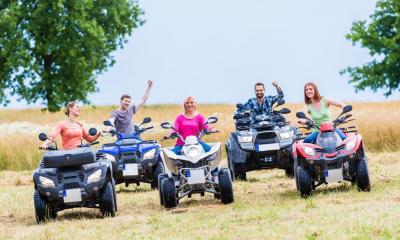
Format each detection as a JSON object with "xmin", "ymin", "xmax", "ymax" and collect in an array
[
  {"xmin": 325, "ymin": 98, "xmax": 345, "ymax": 109},
  {"xmin": 135, "ymin": 80, "xmax": 153, "ymax": 111}
]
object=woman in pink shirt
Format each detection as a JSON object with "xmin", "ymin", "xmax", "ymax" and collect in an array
[
  {"xmin": 168, "ymin": 96, "xmax": 217, "ymax": 155},
  {"xmin": 41, "ymin": 101, "xmax": 101, "ymax": 150}
]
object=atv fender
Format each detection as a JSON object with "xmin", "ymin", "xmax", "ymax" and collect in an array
[{"xmin": 226, "ymin": 135, "xmax": 248, "ymax": 164}]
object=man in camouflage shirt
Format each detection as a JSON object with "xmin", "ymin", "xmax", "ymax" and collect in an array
[{"xmin": 243, "ymin": 81, "xmax": 284, "ymax": 115}]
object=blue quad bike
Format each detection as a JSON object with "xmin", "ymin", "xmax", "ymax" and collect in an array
[
  {"xmin": 33, "ymin": 128, "xmax": 117, "ymax": 223},
  {"xmin": 98, "ymin": 117, "xmax": 164, "ymax": 189}
]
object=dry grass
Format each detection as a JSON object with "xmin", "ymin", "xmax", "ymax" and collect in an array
[
  {"xmin": 0, "ymin": 152, "xmax": 399, "ymax": 239},
  {"xmin": 0, "ymin": 102, "xmax": 399, "ymax": 171}
]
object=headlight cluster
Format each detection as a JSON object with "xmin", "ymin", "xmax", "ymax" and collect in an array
[
  {"xmin": 87, "ymin": 169, "xmax": 102, "ymax": 184},
  {"xmin": 39, "ymin": 176, "xmax": 55, "ymax": 188},
  {"xmin": 187, "ymin": 147, "xmax": 201, "ymax": 158},
  {"xmin": 279, "ymin": 130, "xmax": 294, "ymax": 140},
  {"xmin": 238, "ymin": 135, "xmax": 253, "ymax": 143},
  {"xmin": 206, "ymin": 152, "xmax": 218, "ymax": 161},
  {"xmin": 302, "ymin": 146, "xmax": 316, "ymax": 156},
  {"xmin": 345, "ymin": 139, "xmax": 357, "ymax": 152},
  {"xmin": 143, "ymin": 149, "xmax": 157, "ymax": 160}
]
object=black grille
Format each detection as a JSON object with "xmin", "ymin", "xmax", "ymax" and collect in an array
[
  {"xmin": 120, "ymin": 151, "xmax": 140, "ymax": 162},
  {"xmin": 257, "ymin": 132, "xmax": 277, "ymax": 140},
  {"xmin": 64, "ymin": 182, "xmax": 80, "ymax": 189},
  {"xmin": 183, "ymin": 160, "xmax": 207, "ymax": 169}
]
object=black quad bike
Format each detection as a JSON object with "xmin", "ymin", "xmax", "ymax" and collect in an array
[
  {"xmin": 226, "ymin": 100, "xmax": 298, "ymax": 180},
  {"xmin": 294, "ymin": 105, "xmax": 371, "ymax": 197},
  {"xmin": 33, "ymin": 129, "xmax": 117, "ymax": 223},
  {"xmin": 98, "ymin": 117, "xmax": 164, "ymax": 189}
]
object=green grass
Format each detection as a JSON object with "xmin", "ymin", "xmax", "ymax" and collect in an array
[{"xmin": 1, "ymin": 152, "xmax": 400, "ymax": 239}]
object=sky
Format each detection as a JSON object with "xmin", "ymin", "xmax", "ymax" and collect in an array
[{"xmin": 7, "ymin": 0, "xmax": 400, "ymax": 108}]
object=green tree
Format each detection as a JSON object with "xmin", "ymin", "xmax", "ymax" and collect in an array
[
  {"xmin": 0, "ymin": 0, "xmax": 143, "ymax": 111},
  {"xmin": 342, "ymin": 0, "xmax": 400, "ymax": 96}
]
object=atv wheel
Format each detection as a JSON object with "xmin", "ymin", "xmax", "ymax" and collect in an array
[
  {"xmin": 34, "ymin": 190, "xmax": 54, "ymax": 223},
  {"xmin": 100, "ymin": 181, "xmax": 116, "ymax": 217},
  {"xmin": 161, "ymin": 178, "xmax": 177, "ymax": 208},
  {"xmin": 158, "ymin": 174, "xmax": 168, "ymax": 206},
  {"xmin": 356, "ymin": 157, "xmax": 371, "ymax": 192},
  {"xmin": 232, "ymin": 163, "xmax": 246, "ymax": 181},
  {"xmin": 152, "ymin": 162, "xmax": 165, "ymax": 189},
  {"xmin": 111, "ymin": 178, "xmax": 118, "ymax": 212},
  {"xmin": 219, "ymin": 168, "xmax": 234, "ymax": 204},
  {"xmin": 285, "ymin": 167, "xmax": 294, "ymax": 178},
  {"xmin": 297, "ymin": 166, "xmax": 312, "ymax": 197}
]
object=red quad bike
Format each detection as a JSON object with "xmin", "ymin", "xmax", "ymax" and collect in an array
[{"xmin": 294, "ymin": 105, "xmax": 371, "ymax": 197}]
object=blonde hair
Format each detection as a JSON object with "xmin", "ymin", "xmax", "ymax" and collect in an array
[
  {"xmin": 183, "ymin": 96, "xmax": 197, "ymax": 114},
  {"xmin": 64, "ymin": 101, "xmax": 79, "ymax": 116}
]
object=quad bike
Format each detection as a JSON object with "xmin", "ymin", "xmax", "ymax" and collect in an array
[
  {"xmin": 226, "ymin": 99, "xmax": 298, "ymax": 180},
  {"xmin": 294, "ymin": 105, "xmax": 371, "ymax": 197},
  {"xmin": 33, "ymin": 128, "xmax": 117, "ymax": 223},
  {"xmin": 158, "ymin": 116, "xmax": 234, "ymax": 208},
  {"xmin": 98, "ymin": 117, "xmax": 163, "ymax": 189}
]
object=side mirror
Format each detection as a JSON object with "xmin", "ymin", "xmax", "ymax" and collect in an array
[
  {"xmin": 103, "ymin": 120, "xmax": 113, "ymax": 127},
  {"xmin": 342, "ymin": 105, "xmax": 352, "ymax": 114},
  {"xmin": 161, "ymin": 122, "xmax": 173, "ymax": 129},
  {"xmin": 236, "ymin": 103, "xmax": 244, "ymax": 109},
  {"xmin": 233, "ymin": 113, "xmax": 242, "ymax": 120},
  {"xmin": 279, "ymin": 108, "xmax": 291, "ymax": 114},
  {"xmin": 296, "ymin": 112, "xmax": 308, "ymax": 119},
  {"xmin": 142, "ymin": 117, "xmax": 151, "ymax": 124},
  {"xmin": 39, "ymin": 133, "xmax": 48, "ymax": 141},
  {"xmin": 88, "ymin": 128, "xmax": 97, "ymax": 136},
  {"xmin": 206, "ymin": 116, "xmax": 218, "ymax": 124}
]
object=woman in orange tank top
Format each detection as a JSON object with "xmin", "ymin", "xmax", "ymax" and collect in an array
[{"xmin": 41, "ymin": 101, "xmax": 101, "ymax": 150}]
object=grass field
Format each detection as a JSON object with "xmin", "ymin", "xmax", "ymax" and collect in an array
[
  {"xmin": 0, "ymin": 151, "xmax": 399, "ymax": 239},
  {"xmin": 0, "ymin": 102, "xmax": 399, "ymax": 171}
]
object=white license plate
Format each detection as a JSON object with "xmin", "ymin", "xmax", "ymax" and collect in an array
[
  {"xmin": 324, "ymin": 169, "xmax": 343, "ymax": 183},
  {"xmin": 257, "ymin": 143, "xmax": 280, "ymax": 152},
  {"xmin": 122, "ymin": 163, "xmax": 139, "ymax": 176},
  {"xmin": 187, "ymin": 169, "xmax": 205, "ymax": 184},
  {"xmin": 63, "ymin": 189, "xmax": 82, "ymax": 203}
]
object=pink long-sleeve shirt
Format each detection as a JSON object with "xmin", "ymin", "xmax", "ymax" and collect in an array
[{"xmin": 173, "ymin": 114, "xmax": 210, "ymax": 146}]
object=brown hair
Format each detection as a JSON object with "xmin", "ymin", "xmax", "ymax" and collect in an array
[
  {"xmin": 304, "ymin": 82, "xmax": 322, "ymax": 104},
  {"xmin": 183, "ymin": 96, "xmax": 197, "ymax": 114},
  {"xmin": 120, "ymin": 94, "xmax": 131, "ymax": 101},
  {"xmin": 64, "ymin": 101, "xmax": 79, "ymax": 116},
  {"xmin": 254, "ymin": 82, "xmax": 265, "ymax": 90}
]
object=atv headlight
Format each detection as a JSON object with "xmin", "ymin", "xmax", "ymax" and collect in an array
[
  {"xmin": 279, "ymin": 130, "xmax": 294, "ymax": 140},
  {"xmin": 39, "ymin": 176, "xmax": 55, "ymax": 188},
  {"xmin": 143, "ymin": 149, "xmax": 157, "ymax": 160},
  {"xmin": 87, "ymin": 169, "xmax": 102, "ymax": 184},
  {"xmin": 345, "ymin": 139, "xmax": 357, "ymax": 152},
  {"xmin": 302, "ymin": 146, "xmax": 316, "ymax": 156},
  {"xmin": 238, "ymin": 135, "xmax": 253, "ymax": 143},
  {"xmin": 187, "ymin": 147, "xmax": 201, "ymax": 158}
]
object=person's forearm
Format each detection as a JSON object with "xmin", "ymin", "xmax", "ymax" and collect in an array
[{"xmin": 136, "ymin": 86, "xmax": 152, "ymax": 109}]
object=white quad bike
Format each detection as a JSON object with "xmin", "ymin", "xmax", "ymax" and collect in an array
[{"xmin": 158, "ymin": 116, "xmax": 234, "ymax": 208}]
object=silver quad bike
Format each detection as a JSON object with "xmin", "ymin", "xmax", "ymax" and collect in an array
[{"xmin": 158, "ymin": 116, "xmax": 234, "ymax": 208}]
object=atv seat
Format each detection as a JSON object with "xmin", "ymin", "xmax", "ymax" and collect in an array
[{"xmin": 43, "ymin": 147, "xmax": 96, "ymax": 168}]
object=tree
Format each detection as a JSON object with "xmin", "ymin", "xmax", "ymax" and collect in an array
[
  {"xmin": 342, "ymin": 0, "xmax": 400, "ymax": 97},
  {"xmin": 0, "ymin": 0, "xmax": 143, "ymax": 111}
]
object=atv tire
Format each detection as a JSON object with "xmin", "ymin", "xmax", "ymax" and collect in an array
[
  {"xmin": 356, "ymin": 157, "xmax": 371, "ymax": 192},
  {"xmin": 285, "ymin": 167, "xmax": 294, "ymax": 178},
  {"xmin": 219, "ymin": 168, "xmax": 234, "ymax": 204},
  {"xmin": 34, "ymin": 190, "xmax": 55, "ymax": 223},
  {"xmin": 297, "ymin": 166, "xmax": 312, "ymax": 197},
  {"xmin": 158, "ymin": 174, "xmax": 168, "ymax": 206},
  {"xmin": 161, "ymin": 178, "xmax": 177, "ymax": 208},
  {"xmin": 232, "ymin": 163, "xmax": 247, "ymax": 181},
  {"xmin": 100, "ymin": 181, "xmax": 116, "ymax": 217},
  {"xmin": 152, "ymin": 162, "xmax": 165, "ymax": 189}
]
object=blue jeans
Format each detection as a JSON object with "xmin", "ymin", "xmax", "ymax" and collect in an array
[
  {"xmin": 303, "ymin": 128, "xmax": 346, "ymax": 144},
  {"xmin": 172, "ymin": 141, "xmax": 211, "ymax": 155}
]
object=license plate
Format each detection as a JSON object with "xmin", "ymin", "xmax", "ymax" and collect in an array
[
  {"xmin": 256, "ymin": 143, "xmax": 280, "ymax": 152},
  {"xmin": 63, "ymin": 189, "xmax": 82, "ymax": 203},
  {"xmin": 122, "ymin": 163, "xmax": 139, "ymax": 176},
  {"xmin": 187, "ymin": 169, "xmax": 205, "ymax": 184},
  {"xmin": 324, "ymin": 169, "xmax": 343, "ymax": 183}
]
